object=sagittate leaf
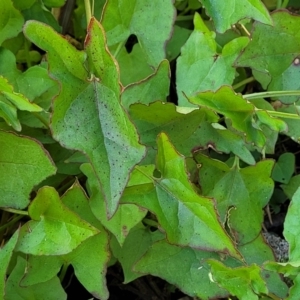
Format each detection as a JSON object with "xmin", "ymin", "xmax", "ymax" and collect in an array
[
  {"xmin": 132, "ymin": 133, "xmax": 242, "ymax": 259},
  {"xmin": 24, "ymin": 18, "xmax": 146, "ymax": 217},
  {"xmin": 0, "ymin": 131, "xmax": 56, "ymax": 209},
  {"xmin": 235, "ymin": 11, "xmax": 300, "ymax": 104},
  {"xmin": 15, "ymin": 186, "xmax": 99, "ymax": 255},
  {"xmin": 5, "ymin": 256, "xmax": 66, "ymax": 300},
  {"xmin": 207, "ymin": 259, "xmax": 268, "ymax": 300},
  {"xmin": 201, "ymin": 0, "xmax": 272, "ymax": 33},
  {"xmin": 0, "ymin": 0, "xmax": 24, "ymax": 45},
  {"xmin": 176, "ymin": 13, "xmax": 249, "ymax": 106}
]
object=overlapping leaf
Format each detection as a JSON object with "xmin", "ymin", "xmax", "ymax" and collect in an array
[
  {"xmin": 101, "ymin": 0, "xmax": 175, "ymax": 84},
  {"xmin": 176, "ymin": 13, "xmax": 249, "ymax": 106},
  {"xmin": 82, "ymin": 163, "xmax": 147, "ymax": 246},
  {"xmin": 5, "ymin": 256, "xmax": 66, "ymax": 300},
  {"xmin": 201, "ymin": 0, "xmax": 272, "ymax": 33},
  {"xmin": 24, "ymin": 18, "xmax": 146, "ymax": 217},
  {"xmin": 236, "ymin": 11, "xmax": 300, "ymax": 104},
  {"xmin": 15, "ymin": 186, "xmax": 99, "ymax": 255},
  {"xmin": 0, "ymin": 131, "xmax": 56, "ymax": 208},
  {"xmin": 123, "ymin": 133, "xmax": 241, "ymax": 259},
  {"xmin": 129, "ymin": 101, "xmax": 256, "ymax": 164},
  {"xmin": 196, "ymin": 154, "xmax": 274, "ymax": 244}
]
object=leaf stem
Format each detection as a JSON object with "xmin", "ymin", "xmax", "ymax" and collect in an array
[
  {"xmin": 1, "ymin": 208, "xmax": 28, "ymax": 215},
  {"xmin": 244, "ymin": 90, "xmax": 300, "ymax": 100},
  {"xmin": 84, "ymin": 0, "xmax": 92, "ymax": 27},
  {"xmin": 0, "ymin": 214, "xmax": 24, "ymax": 234},
  {"xmin": 24, "ymin": 39, "xmax": 32, "ymax": 69},
  {"xmin": 176, "ymin": 15, "xmax": 194, "ymax": 21},
  {"xmin": 233, "ymin": 76, "xmax": 255, "ymax": 90}
]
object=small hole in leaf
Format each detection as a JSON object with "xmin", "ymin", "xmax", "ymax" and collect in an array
[
  {"xmin": 125, "ymin": 34, "xmax": 138, "ymax": 53},
  {"xmin": 153, "ymin": 169, "xmax": 161, "ymax": 178},
  {"xmin": 293, "ymin": 57, "xmax": 300, "ymax": 66}
]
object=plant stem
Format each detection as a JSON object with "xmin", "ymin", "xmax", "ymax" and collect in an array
[
  {"xmin": 256, "ymin": 109, "xmax": 300, "ymax": 120},
  {"xmin": 282, "ymin": 0, "xmax": 289, "ymax": 8},
  {"xmin": 59, "ymin": 263, "xmax": 69, "ymax": 282},
  {"xmin": 233, "ymin": 76, "xmax": 255, "ymax": 90},
  {"xmin": 84, "ymin": 0, "xmax": 92, "ymax": 27},
  {"xmin": 276, "ymin": 0, "xmax": 282, "ymax": 9},
  {"xmin": 244, "ymin": 90, "xmax": 300, "ymax": 100},
  {"xmin": 1, "ymin": 208, "xmax": 28, "ymax": 215},
  {"xmin": 176, "ymin": 15, "xmax": 194, "ymax": 21},
  {"xmin": 0, "ymin": 214, "xmax": 24, "ymax": 234},
  {"xmin": 113, "ymin": 41, "xmax": 125, "ymax": 59}
]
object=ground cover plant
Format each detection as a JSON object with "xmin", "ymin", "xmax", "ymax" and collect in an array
[{"xmin": 1, "ymin": 0, "xmax": 300, "ymax": 299}]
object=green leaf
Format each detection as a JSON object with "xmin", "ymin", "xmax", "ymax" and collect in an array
[
  {"xmin": 0, "ymin": 131, "xmax": 56, "ymax": 208},
  {"xmin": 110, "ymin": 224, "xmax": 164, "ymax": 283},
  {"xmin": 197, "ymin": 154, "xmax": 274, "ymax": 244},
  {"xmin": 0, "ymin": 76, "xmax": 42, "ymax": 111},
  {"xmin": 59, "ymin": 182, "xmax": 110, "ymax": 299},
  {"xmin": 0, "ymin": 0, "xmax": 24, "ymax": 45},
  {"xmin": 188, "ymin": 86, "xmax": 266, "ymax": 148},
  {"xmin": 281, "ymin": 174, "xmax": 300, "ymax": 200},
  {"xmin": 176, "ymin": 13, "xmax": 249, "ymax": 106},
  {"xmin": 135, "ymin": 133, "xmax": 242, "ymax": 259},
  {"xmin": 82, "ymin": 163, "xmax": 147, "ymax": 246},
  {"xmin": 24, "ymin": 18, "xmax": 146, "ymax": 217},
  {"xmin": 0, "ymin": 230, "xmax": 19, "ymax": 298},
  {"xmin": 201, "ymin": 0, "xmax": 272, "ymax": 33},
  {"xmin": 283, "ymin": 187, "xmax": 300, "ymax": 261},
  {"xmin": 20, "ymin": 255, "xmax": 63, "ymax": 286},
  {"xmin": 129, "ymin": 101, "xmax": 255, "ymax": 164},
  {"xmin": 134, "ymin": 239, "xmax": 229, "ymax": 299},
  {"xmin": 15, "ymin": 186, "xmax": 99, "ymax": 255},
  {"xmin": 272, "ymin": 152, "xmax": 295, "ymax": 184},
  {"xmin": 5, "ymin": 256, "xmax": 66, "ymax": 300},
  {"xmin": 207, "ymin": 259, "xmax": 268, "ymax": 300},
  {"xmin": 121, "ymin": 60, "xmax": 170, "ymax": 110},
  {"xmin": 235, "ymin": 11, "xmax": 300, "ymax": 104},
  {"xmin": 101, "ymin": 0, "xmax": 175, "ymax": 65}
]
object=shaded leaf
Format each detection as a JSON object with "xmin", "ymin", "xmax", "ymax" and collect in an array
[
  {"xmin": 0, "ymin": 0, "xmax": 24, "ymax": 45},
  {"xmin": 5, "ymin": 256, "xmax": 66, "ymax": 300},
  {"xmin": 272, "ymin": 152, "xmax": 295, "ymax": 184},
  {"xmin": 0, "ymin": 230, "xmax": 19, "ymax": 298}
]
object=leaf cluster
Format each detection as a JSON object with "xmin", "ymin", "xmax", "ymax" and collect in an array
[{"xmin": 1, "ymin": 0, "xmax": 300, "ymax": 299}]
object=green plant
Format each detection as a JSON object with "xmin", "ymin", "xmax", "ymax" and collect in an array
[{"xmin": 1, "ymin": 0, "xmax": 300, "ymax": 299}]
